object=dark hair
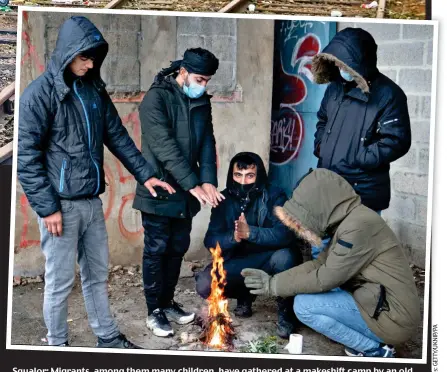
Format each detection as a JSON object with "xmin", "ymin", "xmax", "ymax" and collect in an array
[
  {"xmin": 233, "ymin": 155, "xmax": 257, "ymax": 171},
  {"xmin": 79, "ymin": 46, "xmax": 104, "ymax": 61}
]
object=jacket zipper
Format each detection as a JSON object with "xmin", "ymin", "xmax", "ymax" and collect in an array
[
  {"xmin": 325, "ymin": 95, "xmax": 345, "ymax": 168},
  {"xmin": 188, "ymin": 99, "xmax": 193, "ymax": 165},
  {"xmin": 258, "ymin": 189, "xmax": 267, "ymax": 226},
  {"xmin": 59, "ymin": 158, "xmax": 67, "ymax": 193},
  {"xmin": 73, "ymin": 80, "xmax": 101, "ymax": 195},
  {"xmin": 377, "ymin": 118, "xmax": 398, "ymax": 133}
]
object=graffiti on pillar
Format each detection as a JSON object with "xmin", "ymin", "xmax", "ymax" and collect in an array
[
  {"xmin": 19, "ymin": 194, "xmax": 41, "ymax": 249},
  {"xmin": 21, "ymin": 12, "xmax": 45, "ymax": 73},
  {"xmin": 269, "ymin": 20, "xmax": 336, "ymax": 195},
  {"xmin": 270, "ymin": 107, "xmax": 303, "ymax": 166},
  {"xmin": 270, "ymin": 23, "xmax": 322, "ymax": 166}
]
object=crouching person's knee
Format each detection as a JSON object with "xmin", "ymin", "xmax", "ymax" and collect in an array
[
  {"xmin": 195, "ymin": 270, "xmax": 212, "ymax": 299},
  {"xmin": 270, "ymin": 248, "xmax": 298, "ymax": 274},
  {"xmin": 293, "ymin": 294, "xmax": 315, "ymax": 323}
]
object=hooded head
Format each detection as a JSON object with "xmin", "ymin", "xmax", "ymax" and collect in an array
[
  {"xmin": 48, "ymin": 16, "xmax": 108, "ymax": 101},
  {"xmin": 226, "ymin": 152, "xmax": 268, "ymax": 201},
  {"xmin": 275, "ymin": 169, "xmax": 361, "ymax": 247},
  {"xmin": 311, "ymin": 28, "xmax": 379, "ymax": 93}
]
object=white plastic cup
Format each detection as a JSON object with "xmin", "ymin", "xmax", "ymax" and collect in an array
[
  {"xmin": 248, "ymin": 4, "xmax": 256, "ymax": 12},
  {"xmin": 284, "ymin": 333, "xmax": 303, "ymax": 354}
]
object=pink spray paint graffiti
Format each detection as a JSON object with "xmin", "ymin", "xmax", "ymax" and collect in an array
[{"xmin": 21, "ymin": 12, "xmax": 45, "ymax": 73}]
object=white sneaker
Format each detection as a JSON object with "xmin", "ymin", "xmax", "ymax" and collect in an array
[{"xmin": 146, "ymin": 309, "xmax": 174, "ymax": 337}]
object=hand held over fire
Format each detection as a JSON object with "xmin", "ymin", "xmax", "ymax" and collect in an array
[
  {"xmin": 202, "ymin": 183, "xmax": 225, "ymax": 208},
  {"xmin": 144, "ymin": 177, "xmax": 176, "ymax": 198},
  {"xmin": 241, "ymin": 268, "xmax": 275, "ymax": 296}
]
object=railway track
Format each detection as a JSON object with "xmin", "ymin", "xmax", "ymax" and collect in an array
[
  {"xmin": 0, "ymin": 6, "xmax": 16, "ymax": 163},
  {"xmin": 0, "ymin": 9, "xmax": 16, "ymax": 163},
  {"xmin": 114, "ymin": 0, "xmax": 381, "ymax": 18},
  {"xmin": 217, "ymin": 0, "xmax": 380, "ymax": 17},
  {"xmin": 0, "ymin": 82, "xmax": 14, "ymax": 165},
  {"xmin": 0, "ymin": 9, "xmax": 17, "ymax": 92}
]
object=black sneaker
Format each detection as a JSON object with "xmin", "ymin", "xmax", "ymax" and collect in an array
[
  {"xmin": 146, "ymin": 308, "xmax": 174, "ymax": 337},
  {"xmin": 234, "ymin": 297, "xmax": 253, "ymax": 318},
  {"xmin": 54, "ymin": 341, "xmax": 69, "ymax": 346},
  {"xmin": 276, "ymin": 297, "xmax": 297, "ymax": 339},
  {"xmin": 164, "ymin": 301, "xmax": 195, "ymax": 325},
  {"xmin": 96, "ymin": 333, "xmax": 142, "ymax": 349}
]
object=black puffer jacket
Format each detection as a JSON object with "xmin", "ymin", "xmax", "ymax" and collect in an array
[
  {"xmin": 204, "ymin": 152, "xmax": 296, "ymax": 259},
  {"xmin": 133, "ymin": 75, "xmax": 217, "ymax": 219},
  {"xmin": 18, "ymin": 16, "xmax": 154, "ymax": 218},
  {"xmin": 312, "ymin": 28, "xmax": 411, "ymax": 211}
]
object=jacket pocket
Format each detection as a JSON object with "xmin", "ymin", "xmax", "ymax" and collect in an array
[
  {"xmin": 332, "ymin": 239, "xmax": 353, "ymax": 257},
  {"xmin": 59, "ymin": 158, "xmax": 67, "ymax": 193},
  {"xmin": 353, "ymin": 282, "xmax": 388, "ymax": 318},
  {"xmin": 60, "ymin": 199, "xmax": 74, "ymax": 213}
]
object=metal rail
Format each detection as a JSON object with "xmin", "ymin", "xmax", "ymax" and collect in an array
[{"xmin": 0, "ymin": 82, "xmax": 14, "ymax": 165}]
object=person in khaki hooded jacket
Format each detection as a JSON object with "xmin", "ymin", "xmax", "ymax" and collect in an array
[{"xmin": 242, "ymin": 169, "xmax": 420, "ymax": 358}]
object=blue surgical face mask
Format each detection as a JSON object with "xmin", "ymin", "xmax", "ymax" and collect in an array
[
  {"xmin": 183, "ymin": 75, "xmax": 206, "ymax": 99},
  {"xmin": 339, "ymin": 68, "xmax": 354, "ymax": 82}
]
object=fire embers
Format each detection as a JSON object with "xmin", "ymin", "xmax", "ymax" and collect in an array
[{"xmin": 199, "ymin": 243, "xmax": 235, "ymax": 350}]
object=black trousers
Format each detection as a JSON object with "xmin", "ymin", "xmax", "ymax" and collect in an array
[{"xmin": 142, "ymin": 212, "xmax": 192, "ymax": 314}]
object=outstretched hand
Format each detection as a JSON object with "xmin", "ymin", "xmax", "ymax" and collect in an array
[
  {"xmin": 202, "ymin": 183, "xmax": 225, "ymax": 208},
  {"xmin": 241, "ymin": 268, "xmax": 274, "ymax": 296},
  {"xmin": 189, "ymin": 185, "xmax": 213, "ymax": 207},
  {"xmin": 144, "ymin": 177, "xmax": 176, "ymax": 198}
]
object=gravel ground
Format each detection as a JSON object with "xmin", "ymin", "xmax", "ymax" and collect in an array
[
  {"xmin": 11, "ymin": 261, "xmax": 425, "ymax": 358},
  {"xmin": 0, "ymin": 114, "xmax": 13, "ymax": 147}
]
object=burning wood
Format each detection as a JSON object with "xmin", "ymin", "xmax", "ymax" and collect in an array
[{"xmin": 199, "ymin": 243, "xmax": 235, "ymax": 350}]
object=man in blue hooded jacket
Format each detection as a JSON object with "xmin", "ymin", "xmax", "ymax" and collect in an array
[
  {"xmin": 17, "ymin": 16, "xmax": 174, "ymax": 348},
  {"xmin": 310, "ymin": 27, "xmax": 411, "ymax": 258}
]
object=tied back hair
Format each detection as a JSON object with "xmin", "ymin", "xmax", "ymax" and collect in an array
[{"xmin": 154, "ymin": 60, "xmax": 182, "ymax": 83}]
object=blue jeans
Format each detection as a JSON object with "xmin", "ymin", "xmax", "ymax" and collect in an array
[
  {"xmin": 38, "ymin": 198, "xmax": 120, "ymax": 345},
  {"xmin": 293, "ymin": 290, "xmax": 383, "ymax": 352}
]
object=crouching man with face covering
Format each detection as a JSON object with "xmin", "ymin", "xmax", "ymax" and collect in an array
[
  {"xmin": 195, "ymin": 152, "xmax": 300, "ymax": 339},
  {"xmin": 242, "ymin": 169, "xmax": 420, "ymax": 357},
  {"xmin": 134, "ymin": 48, "xmax": 224, "ymax": 337}
]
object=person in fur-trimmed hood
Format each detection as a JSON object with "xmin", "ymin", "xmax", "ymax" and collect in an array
[
  {"xmin": 311, "ymin": 28, "xmax": 411, "ymax": 214},
  {"xmin": 242, "ymin": 169, "xmax": 420, "ymax": 358}
]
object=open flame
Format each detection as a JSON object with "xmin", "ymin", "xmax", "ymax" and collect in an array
[{"xmin": 201, "ymin": 242, "xmax": 235, "ymax": 350}]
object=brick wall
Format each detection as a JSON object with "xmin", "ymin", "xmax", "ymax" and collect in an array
[
  {"xmin": 44, "ymin": 13, "xmax": 142, "ymax": 92},
  {"xmin": 40, "ymin": 14, "xmax": 239, "ymax": 96},
  {"xmin": 338, "ymin": 23, "xmax": 434, "ymax": 268},
  {"xmin": 176, "ymin": 17, "xmax": 238, "ymax": 95}
]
